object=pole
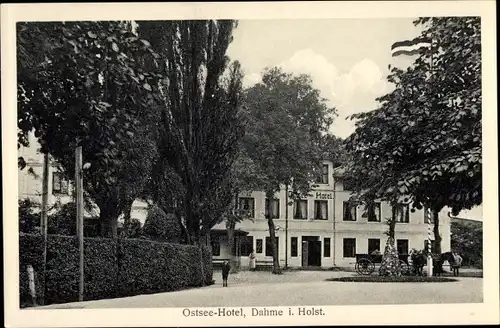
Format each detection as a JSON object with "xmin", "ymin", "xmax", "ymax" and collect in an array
[
  {"xmin": 41, "ymin": 152, "xmax": 49, "ymax": 305},
  {"xmin": 75, "ymin": 145, "xmax": 84, "ymax": 301},
  {"xmin": 426, "ymin": 207, "xmax": 433, "ymax": 277},
  {"xmin": 285, "ymin": 185, "xmax": 289, "ymax": 269},
  {"xmin": 332, "ymin": 179, "xmax": 336, "ymax": 268}
]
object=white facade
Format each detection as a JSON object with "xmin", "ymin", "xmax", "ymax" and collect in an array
[{"xmin": 211, "ymin": 160, "xmax": 452, "ymax": 268}]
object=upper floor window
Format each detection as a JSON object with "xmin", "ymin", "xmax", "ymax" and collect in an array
[
  {"xmin": 265, "ymin": 198, "xmax": 280, "ymax": 219},
  {"xmin": 239, "ymin": 197, "xmax": 255, "ymax": 218},
  {"xmin": 343, "ymin": 201, "xmax": 357, "ymax": 221},
  {"xmin": 316, "ymin": 164, "xmax": 329, "ymax": 184},
  {"xmin": 293, "ymin": 200, "xmax": 308, "ymax": 220},
  {"xmin": 395, "ymin": 203, "xmax": 410, "ymax": 223},
  {"xmin": 52, "ymin": 172, "xmax": 69, "ymax": 195},
  {"xmin": 314, "ymin": 200, "xmax": 328, "ymax": 220}
]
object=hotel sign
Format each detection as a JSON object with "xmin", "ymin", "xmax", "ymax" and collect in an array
[{"xmin": 315, "ymin": 192, "xmax": 333, "ymax": 200}]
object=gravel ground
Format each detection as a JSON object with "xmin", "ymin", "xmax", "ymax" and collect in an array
[{"xmin": 36, "ymin": 270, "xmax": 482, "ymax": 309}]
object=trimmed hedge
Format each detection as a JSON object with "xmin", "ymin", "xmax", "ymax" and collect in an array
[
  {"xmin": 200, "ymin": 245, "xmax": 213, "ymax": 285},
  {"xmin": 19, "ymin": 234, "xmax": 212, "ymax": 307},
  {"xmin": 116, "ymin": 239, "xmax": 204, "ymax": 298}
]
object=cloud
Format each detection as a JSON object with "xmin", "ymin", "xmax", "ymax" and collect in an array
[{"xmin": 243, "ymin": 49, "xmax": 389, "ymax": 138}]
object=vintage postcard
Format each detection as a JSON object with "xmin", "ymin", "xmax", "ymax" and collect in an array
[{"xmin": 2, "ymin": 1, "xmax": 498, "ymax": 327}]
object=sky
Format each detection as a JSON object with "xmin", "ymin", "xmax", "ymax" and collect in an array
[
  {"xmin": 226, "ymin": 18, "xmax": 421, "ymax": 139},
  {"xmin": 226, "ymin": 18, "xmax": 483, "ymax": 221}
]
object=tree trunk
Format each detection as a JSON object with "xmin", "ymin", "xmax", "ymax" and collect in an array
[
  {"xmin": 266, "ymin": 191, "xmax": 281, "ymax": 274},
  {"xmin": 226, "ymin": 219, "xmax": 238, "ymax": 273},
  {"xmin": 433, "ymin": 209, "xmax": 442, "ymax": 254},
  {"xmin": 388, "ymin": 203, "xmax": 397, "ymax": 239},
  {"xmin": 100, "ymin": 207, "xmax": 119, "ymax": 239},
  {"xmin": 122, "ymin": 198, "xmax": 134, "ymax": 234}
]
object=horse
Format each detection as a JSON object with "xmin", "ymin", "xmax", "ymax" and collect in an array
[
  {"xmin": 410, "ymin": 250, "xmax": 426, "ymax": 276},
  {"xmin": 433, "ymin": 251, "xmax": 455, "ymax": 276},
  {"xmin": 410, "ymin": 250, "xmax": 455, "ymax": 276}
]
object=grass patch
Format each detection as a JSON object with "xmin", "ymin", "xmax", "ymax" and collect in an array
[{"xmin": 327, "ymin": 276, "xmax": 458, "ymax": 283}]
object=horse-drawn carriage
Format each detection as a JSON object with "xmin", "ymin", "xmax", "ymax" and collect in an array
[{"xmin": 354, "ymin": 253, "xmax": 410, "ymax": 275}]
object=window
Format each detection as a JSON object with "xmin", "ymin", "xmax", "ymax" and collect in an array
[
  {"xmin": 423, "ymin": 206, "xmax": 433, "ymax": 224},
  {"xmin": 265, "ymin": 237, "xmax": 279, "ymax": 257},
  {"xmin": 366, "ymin": 202, "xmax": 381, "ymax": 222},
  {"xmin": 396, "ymin": 204, "xmax": 410, "ymax": 223},
  {"xmin": 52, "ymin": 172, "xmax": 69, "ymax": 195},
  {"xmin": 240, "ymin": 236, "xmax": 254, "ymax": 256},
  {"xmin": 293, "ymin": 200, "xmax": 308, "ymax": 219},
  {"xmin": 397, "ymin": 239, "xmax": 409, "ymax": 255},
  {"xmin": 343, "ymin": 238, "xmax": 356, "ymax": 258},
  {"xmin": 211, "ymin": 237, "xmax": 221, "ymax": 256},
  {"xmin": 368, "ymin": 238, "xmax": 381, "ymax": 254},
  {"xmin": 291, "ymin": 237, "xmax": 298, "ymax": 257},
  {"xmin": 265, "ymin": 198, "xmax": 280, "ymax": 219},
  {"xmin": 256, "ymin": 239, "xmax": 263, "ymax": 253},
  {"xmin": 343, "ymin": 201, "xmax": 357, "ymax": 221},
  {"xmin": 316, "ymin": 164, "xmax": 329, "ymax": 184},
  {"xmin": 239, "ymin": 197, "xmax": 255, "ymax": 218},
  {"xmin": 324, "ymin": 238, "xmax": 331, "ymax": 257},
  {"xmin": 314, "ymin": 200, "xmax": 328, "ymax": 220}
]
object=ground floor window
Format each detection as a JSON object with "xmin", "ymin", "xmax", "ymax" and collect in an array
[
  {"xmin": 256, "ymin": 239, "xmax": 263, "ymax": 253},
  {"xmin": 368, "ymin": 238, "xmax": 381, "ymax": 254},
  {"xmin": 323, "ymin": 237, "xmax": 331, "ymax": 257},
  {"xmin": 291, "ymin": 237, "xmax": 298, "ymax": 257},
  {"xmin": 343, "ymin": 238, "xmax": 356, "ymax": 258},
  {"xmin": 265, "ymin": 236, "xmax": 279, "ymax": 257},
  {"xmin": 211, "ymin": 237, "xmax": 220, "ymax": 256},
  {"xmin": 397, "ymin": 239, "xmax": 409, "ymax": 255},
  {"xmin": 240, "ymin": 236, "xmax": 254, "ymax": 256}
]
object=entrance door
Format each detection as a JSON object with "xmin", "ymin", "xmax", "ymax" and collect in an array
[
  {"xmin": 308, "ymin": 240, "xmax": 322, "ymax": 266},
  {"xmin": 301, "ymin": 241, "xmax": 308, "ymax": 266}
]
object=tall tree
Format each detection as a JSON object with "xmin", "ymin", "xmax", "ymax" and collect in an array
[
  {"xmin": 17, "ymin": 21, "xmax": 162, "ymax": 238},
  {"xmin": 137, "ymin": 20, "xmax": 245, "ymax": 245},
  {"xmin": 346, "ymin": 17, "xmax": 481, "ymax": 254},
  {"xmin": 243, "ymin": 67, "xmax": 336, "ymax": 274}
]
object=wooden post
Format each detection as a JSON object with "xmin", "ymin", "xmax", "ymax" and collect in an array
[
  {"xmin": 75, "ymin": 145, "xmax": 84, "ymax": 302},
  {"xmin": 41, "ymin": 152, "xmax": 49, "ymax": 305}
]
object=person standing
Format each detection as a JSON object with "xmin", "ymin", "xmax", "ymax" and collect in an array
[
  {"xmin": 451, "ymin": 251, "xmax": 463, "ymax": 277},
  {"xmin": 249, "ymin": 249, "xmax": 256, "ymax": 271},
  {"xmin": 222, "ymin": 260, "xmax": 231, "ymax": 287}
]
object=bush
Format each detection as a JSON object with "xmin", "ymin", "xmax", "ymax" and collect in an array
[
  {"xmin": 19, "ymin": 233, "xmax": 44, "ymax": 306},
  {"xmin": 142, "ymin": 205, "xmax": 182, "ymax": 243},
  {"xmin": 44, "ymin": 235, "xmax": 118, "ymax": 305},
  {"xmin": 116, "ymin": 238, "xmax": 203, "ymax": 298},
  {"xmin": 19, "ymin": 199, "xmax": 40, "ymax": 233},
  {"xmin": 19, "ymin": 234, "xmax": 209, "ymax": 307},
  {"xmin": 48, "ymin": 203, "xmax": 77, "ymax": 236}
]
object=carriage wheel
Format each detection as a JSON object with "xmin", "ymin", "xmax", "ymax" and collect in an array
[
  {"xmin": 399, "ymin": 260, "xmax": 409, "ymax": 275},
  {"xmin": 355, "ymin": 258, "xmax": 375, "ymax": 275}
]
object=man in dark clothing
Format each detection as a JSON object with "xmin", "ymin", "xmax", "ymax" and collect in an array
[{"xmin": 222, "ymin": 260, "xmax": 230, "ymax": 287}]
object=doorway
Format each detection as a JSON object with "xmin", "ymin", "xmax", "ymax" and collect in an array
[{"xmin": 301, "ymin": 236, "xmax": 322, "ymax": 267}]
